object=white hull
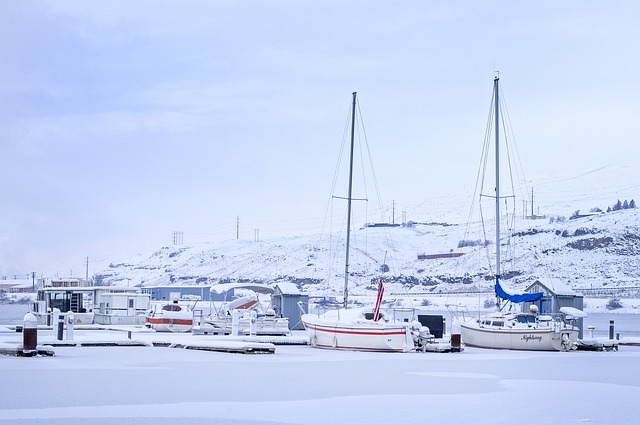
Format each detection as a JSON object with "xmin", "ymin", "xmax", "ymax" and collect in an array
[
  {"xmin": 301, "ymin": 311, "xmax": 413, "ymax": 352},
  {"xmin": 460, "ymin": 320, "xmax": 578, "ymax": 351},
  {"xmin": 145, "ymin": 301, "xmax": 193, "ymax": 333},
  {"xmin": 146, "ymin": 318, "xmax": 193, "ymax": 333},
  {"xmin": 93, "ymin": 313, "xmax": 146, "ymax": 326}
]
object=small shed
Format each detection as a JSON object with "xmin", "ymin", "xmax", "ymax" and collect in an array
[
  {"xmin": 271, "ymin": 282, "xmax": 308, "ymax": 330},
  {"xmin": 523, "ymin": 278, "xmax": 585, "ymax": 338}
]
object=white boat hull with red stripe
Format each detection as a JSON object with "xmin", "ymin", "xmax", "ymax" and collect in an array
[
  {"xmin": 145, "ymin": 315, "xmax": 193, "ymax": 333},
  {"xmin": 145, "ymin": 301, "xmax": 194, "ymax": 333},
  {"xmin": 301, "ymin": 309, "xmax": 413, "ymax": 352}
]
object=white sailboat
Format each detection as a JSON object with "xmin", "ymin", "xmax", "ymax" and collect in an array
[
  {"xmin": 301, "ymin": 92, "xmax": 414, "ymax": 352},
  {"xmin": 459, "ymin": 76, "xmax": 581, "ymax": 351}
]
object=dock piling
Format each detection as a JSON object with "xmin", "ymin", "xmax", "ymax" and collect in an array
[
  {"xmin": 609, "ymin": 320, "xmax": 615, "ymax": 340},
  {"xmin": 66, "ymin": 312, "xmax": 75, "ymax": 340},
  {"xmin": 22, "ymin": 313, "xmax": 38, "ymax": 354},
  {"xmin": 57, "ymin": 314, "xmax": 64, "ymax": 341}
]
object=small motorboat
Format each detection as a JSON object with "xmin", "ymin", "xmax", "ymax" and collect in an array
[{"xmin": 145, "ymin": 300, "xmax": 194, "ymax": 333}]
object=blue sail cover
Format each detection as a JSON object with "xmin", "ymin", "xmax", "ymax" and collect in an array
[{"xmin": 495, "ymin": 278, "xmax": 543, "ymax": 303}]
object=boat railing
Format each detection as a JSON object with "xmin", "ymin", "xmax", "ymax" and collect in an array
[
  {"xmin": 536, "ymin": 312, "xmax": 579, "ymax": 330},
  {"xmin": 446, "ymin": 304, "xmax": 473, "ymax": 322}
]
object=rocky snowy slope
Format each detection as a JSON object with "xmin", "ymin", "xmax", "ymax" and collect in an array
[{"xmin": 95, "ymin": 204, "xmax": 640, "ymax": 296}]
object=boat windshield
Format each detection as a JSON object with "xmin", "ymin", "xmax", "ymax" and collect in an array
[
  {"xmin": 162, "ymin": 304, "xmax": 182, "ymax": 312},
  {"xmin": 515, "ymin": 314, "xmax": 536, "ymax": 324}
]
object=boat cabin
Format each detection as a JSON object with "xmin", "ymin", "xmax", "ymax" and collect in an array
[
  {"xmin": 31, "ymin": 286, "xmax": 150, "ymax": 326},
  {"xmin": 93, "ymin": 288, "xmax": 150, "ymax": 325}
]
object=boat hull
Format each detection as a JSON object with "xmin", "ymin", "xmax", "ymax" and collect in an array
[
  {"xmin": 145, "ymin": 316, "xmax": 193, "ymax": 333},
  {"xmin": 460, "ymin": 321, "xmax": 577, "ymax": 351},
  {"xmin": 301, "ymin": 313, "xmax": 412, "ymax": 352}
]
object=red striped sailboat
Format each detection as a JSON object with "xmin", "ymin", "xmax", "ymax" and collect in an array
[
  {"xmin": 301, "ymin": 93, "xmax": 413, "ymax": 352},
  {"xmin": 302, "ymin": 279, "xmax": 413, "ymax": 352}
]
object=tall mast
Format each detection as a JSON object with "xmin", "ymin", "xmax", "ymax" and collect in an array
[
  {"xmin": 344, "ymin": 92, "xmax": 357, "ymax": 309},
  {"xmin": 494, "ymin": 76, "xmax": 501, "ymax": 282}
]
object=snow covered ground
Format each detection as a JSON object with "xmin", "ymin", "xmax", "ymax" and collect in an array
[
  {"xmin": 0, "ymin": 334, "xmax": 638, "ymax": 425},
  {"xmin": 1, "ymin": 304, "xmax": 640, "ymax": 425}
]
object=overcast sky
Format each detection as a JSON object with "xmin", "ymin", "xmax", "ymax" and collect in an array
[{"xmin": 1, "ymin": 1, "xmax": 639, "ymax": 278}]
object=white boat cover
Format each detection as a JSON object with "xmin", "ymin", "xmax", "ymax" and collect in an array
[{"xmin": 210, "ymin": 283, "xmax": 275, "ymax": 295}]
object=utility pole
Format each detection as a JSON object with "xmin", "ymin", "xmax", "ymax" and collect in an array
[
  {"xmin": 85, "ymin": 256, "xmax": 89, "ymax": 280},
  {"xmin": 236, "ymin": 216, "xmax": 240, "ymax": 239},
  {"xmin": 531, "ymin": 187, "xmax": 535, "ymax": 217},
  {"xmin": 392, "ymin": 200, "xmax": 395, "ymax": 224}
]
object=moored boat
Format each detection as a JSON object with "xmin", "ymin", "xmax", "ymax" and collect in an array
[
  {"xmin": 458, "ymin": 75, "xmax": 582, "ymax": 351},
  {"xmin": 302, "ymin": 307, "xmax": 413, "ymax": 352},
  {"xmin": 460, "ymin": 305, "xmax": 579, "ymax": 351},
  {"xmin": 194, "ymin": 283, "xmax": 290, "ymax": 336},
  {"xmin": 145, "ymin": 300, "xmax": 194, "ymax": 333},
  {"xmin": 300, "ymin": 92, "xmax": 413, "ymax": 353}
]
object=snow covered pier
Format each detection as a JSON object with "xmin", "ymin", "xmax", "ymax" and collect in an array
[
  {"xmin": 0, "ymin": 343, "xmax": 55, "ymax": 357},
  {"xmin": 165, "ymin": 340, "xmax": 276, "ymax": 354},
  {"xmin": 2, "ymin": 323, "xmax": 295, "ymax": 354},
  {"xmin": 577, "ymin": 325, "xmax": 624, "ymax": 351},
  {"xmin": 42, "ymin": 339, "xmax": 151, "ymax": 348},
  {"xmin": 577, "ymin": 338, "xmax": 619, "ymax": 351}
]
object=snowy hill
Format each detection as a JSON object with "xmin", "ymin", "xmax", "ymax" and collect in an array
[{"xmin": 95, "ymin": 200, "xmax": 640, "ymax": 297}]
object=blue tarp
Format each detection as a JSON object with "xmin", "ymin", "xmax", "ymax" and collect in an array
[{"xmin": 495, "ymin": 278, "xmax": 543, "ymax": 303}]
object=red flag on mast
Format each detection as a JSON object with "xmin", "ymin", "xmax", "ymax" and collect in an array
[{"xmin": 373, "ymin": 279, "xmax": 384, "ymax": 321}]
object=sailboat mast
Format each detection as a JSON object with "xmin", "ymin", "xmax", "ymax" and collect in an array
[
  {"xmin": 494, "ymin": 76, "xmax": 501, "ymax": 281},
  {"xmin": 344, "ymin": 91, "xmax": 357, "ymax": 309}
]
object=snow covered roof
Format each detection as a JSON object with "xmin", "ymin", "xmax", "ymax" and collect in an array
[
  {"xmin": 273, "ymin": 281, "xmax": 301, "ymax": 295},
  {"xmin": 527, "ymin": 278, "xmax": 577, "ymax": 296}
]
